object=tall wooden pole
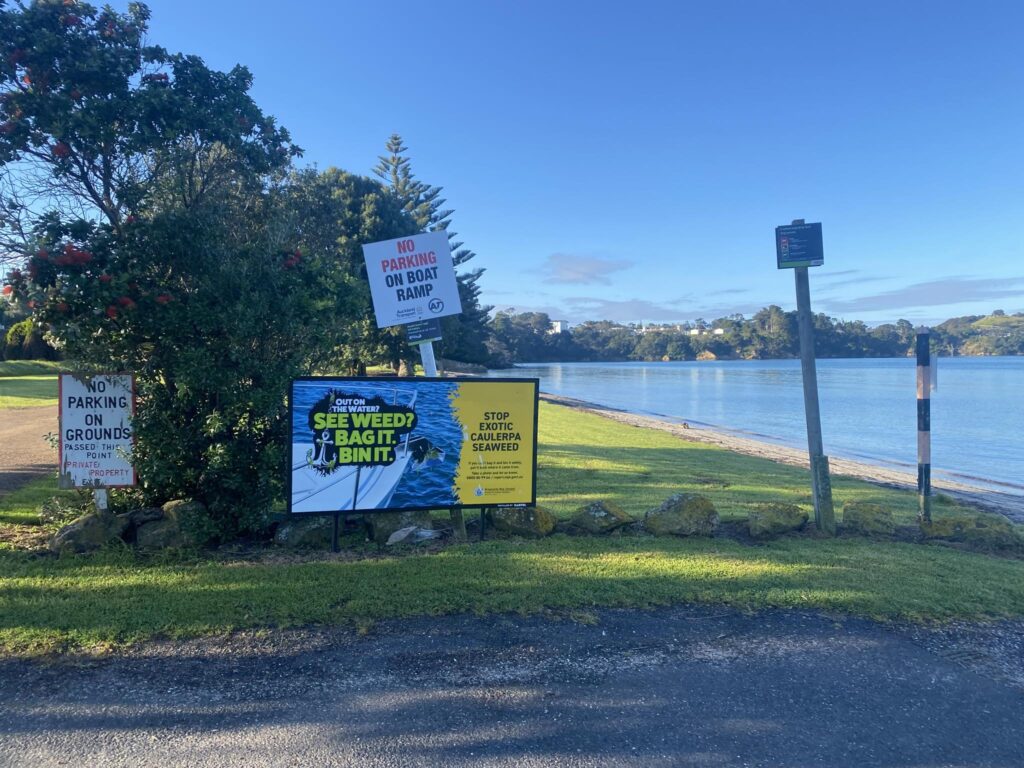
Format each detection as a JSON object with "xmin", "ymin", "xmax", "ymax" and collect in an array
[
  {"xmin": 916, "ymin": 330, "xmax": 932, "ymax": 522},
  {"xmin": 794, "ymin": 264, "xmax": 836, "ymax": 535}
]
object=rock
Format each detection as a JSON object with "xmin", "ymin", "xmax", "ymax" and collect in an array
[
  {"xmin": 921, "ymin": 514, "xmax": 1024, "ymax": 551},
  {"xmin": 488, "ymin": 506, "xmax": 556, "ymax": 538},
  {"xmin": 118, "ymin": 507, "xmax": 164, "ymax": 527},
  {"xmin": 162, "ymin": 499, "xmax": 206, "ymax": 527},
  {"xmin": 644, "ymin": 493, "xmax": 718, "ymax": 536},
  {"xmin": 115, "ymin": 507, "xmax": 164, "ymax": 543},
  {"xmin": 365, "ymin": 510, "xmax": 434, "ymax": 545},
  {"xmin": 155, "ymin": 499, "xmax": 209, "ymax": 546},
  {"xmin": 136, "ymin": 517, "xmax": 191, "ymax": 549},
  {"xmin": 748, "ymin": 503, "xmax": 808, "ymax": 539},
  {"xmin": 274, "ymin": 516, "xmax": 335, "ymax": 548},
  {"xmin": 386, "ymin": 526, "xmax": 442, "ymax": 546},
  {"xmin": 842, "ymin": 501, "xmax": 895, "ymax": 536},
  {"xmin": 49, "ymin": 512, "xmax": 127, "ymax": 554},
  {"xmin": 386, "ymin": 526, "xmax": 419, "ymax": 546},
  {"xmin": 567, "ymin": 501, "xmax": 635, "ymax": 534}
]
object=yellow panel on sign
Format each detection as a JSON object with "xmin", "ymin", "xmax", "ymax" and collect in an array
[{"xmin": 450, "ymin": 381, "xmax": 537, "ymax": 506}]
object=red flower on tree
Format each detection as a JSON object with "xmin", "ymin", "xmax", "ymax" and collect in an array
[
  {"xmin": 51, "ymin": 141, "xmax": 71, "ymax": 158},
  {"xmin": 106, "ymin": 306, "xmax": 118, "ymax": 319}
]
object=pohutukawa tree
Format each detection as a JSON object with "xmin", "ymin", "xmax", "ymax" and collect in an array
[{"xmin": 0, "ymin": 1, "xmax": 388, "ymax": 540}]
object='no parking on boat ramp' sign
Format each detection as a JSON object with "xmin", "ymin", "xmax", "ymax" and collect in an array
[{"xmin": 361, "ymin": 231, "xmax": 463, "ymax": 328}]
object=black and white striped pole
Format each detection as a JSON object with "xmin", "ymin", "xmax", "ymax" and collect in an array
[{"xmin": 916, "ymin": 329, "xmax": 932, "ymax": 522}]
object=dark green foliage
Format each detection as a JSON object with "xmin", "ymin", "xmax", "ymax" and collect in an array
[
  {"xmin": 0, "ymin": 1, "xmax": 370, "ymax": 542},
  {"xmin": 3, "ymin": 317, "xmax": 56, "ymax": 360},
  {"xmin": 285, "ymin": 166, "xmax": 418, "ymax": 374}
]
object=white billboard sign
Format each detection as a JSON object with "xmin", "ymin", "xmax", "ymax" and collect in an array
[
  {"xmin": 58, "ymin": 374, "xmax": 136, "ymax": 489},
  {"xmin": 361, "ymin": 231, "xmax": 463, "ymax": 328}
]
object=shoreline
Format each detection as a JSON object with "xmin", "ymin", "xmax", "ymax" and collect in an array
[{"xmin": 541, "ymin": 393, "xmax": 1024, "ymax": 524}]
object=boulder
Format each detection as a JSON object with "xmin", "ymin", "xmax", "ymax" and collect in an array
[
  {"xmin": 748, "ymin": 503, "xmax": 808, "ymax": 539},
  {"xmin": 644, "ymin": 493, "xmax": 718, "ymax": 536},
  {"xmin": 136, "ymin": 517, "xmax": 191, "ymax": 549},
  {"xmin": 365, "ymin": 510, "xmax": 434, "ymax": 545},
  {"xmin": 921, "ymin": 514, "xmax": 1024, "ymax": 551},
  {"xmin": 386, "ymin": 526, "xmax": 442, "ymax": 546},
  {"xmin": 842, "ymin": 502, "xmax": 895, "ymax": 537},
  {"xmin": 116, "ymin": 507, "xmax": 164, "ymax": 543},
  {"xmin": 49, "ymin": 512, "xmax": 127, "ymax": 554},
  {"xmin": 488, "ymin": 506, "xmax": 556, "ymax": 538},
  {"xmin": 274, "ymin": 516, "xmax": 335, "ymax": 548},
  {"xmin": 162, "ymin": 499, "xmax": 206, "ymax": 528},
  {"xmin": 567, "ymin": 501, "xmax": 635, "ymax": 534}
]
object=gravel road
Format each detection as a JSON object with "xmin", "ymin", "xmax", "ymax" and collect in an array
[
  {"xmin": 1, "ymin": 607, "xmax": 1022, "ymax": 767},
  {"xmin": 0, "ymin": 406, "xmax": 56, "ymax": 495}
]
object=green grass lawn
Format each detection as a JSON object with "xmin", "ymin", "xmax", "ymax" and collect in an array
[
  {"xmin": 535, "ymin": 402, "xmax": 951, "ymax": 525},
  {"xmin": 0, "ymin": 401, "xmax": 1022, "ymax": 656},
  {"xmin": 0, "ymin": 478, "xmax": 74, "ymax": 527},
  {"xmin": 0, "ymin": 360, "xmax": 61, "ymax": 407}
]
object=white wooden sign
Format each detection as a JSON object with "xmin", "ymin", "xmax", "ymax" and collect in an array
[
  {"xmin": 361, "ymin": 231, "xmax": 463, "ymax": 328},
  {"xmin": 58, "ymin": 374, "xmax": 136, "ymax": 489}
]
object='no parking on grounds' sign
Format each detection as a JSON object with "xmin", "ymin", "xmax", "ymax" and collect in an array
[{"xmin": 58, "ymin": 373, "xmax": 136, "ymax": 489}]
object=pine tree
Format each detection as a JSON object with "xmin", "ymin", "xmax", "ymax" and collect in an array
[{"xmin": 373, "ymin": 134, "xmax": 493, "ymax": 365}]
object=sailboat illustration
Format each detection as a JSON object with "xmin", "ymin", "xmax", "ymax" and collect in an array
[{"xmin": 291, "ymin": 388, "xmax": 444, "ymax": 513}]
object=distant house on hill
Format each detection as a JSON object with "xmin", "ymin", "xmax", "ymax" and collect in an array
[{"xmin": 549, "ymin": 320, "xmax": 569, "ymax": 334}]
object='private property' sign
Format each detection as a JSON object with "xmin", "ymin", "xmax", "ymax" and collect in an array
[
  {"xmin": 58, "ymin": 373, "xmax": 136, "ymax": 489},
  {"xmin": 361, "ymin": 231, "xmax": 463, "ymax": 328}
]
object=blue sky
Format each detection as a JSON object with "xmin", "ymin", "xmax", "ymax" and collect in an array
[{"xmin": 142, "ymin": 1, "xmax": 1023, "ymax": 325}]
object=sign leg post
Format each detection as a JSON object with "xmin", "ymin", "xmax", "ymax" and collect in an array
[
  {"xmin": 332, "ymin": 513, "xmax": 340, "ymax": 553},
  {"xmin": 418, "ymin": 340, "xmax": 438, "ymax": 377},
  {"xmin": 479, "ymin": 508, "xmax": 486, "ymax": 542},
  {"xmin": 794, "ymin": 264, "xmax": 836, "ymax": 535},
  {"xmin": 450, "ymin": 506, "xmax": 467, "ymax": 541},
  {"xmin": 93, "ymin": 489, "xmax": 109, "ymax": 515}
]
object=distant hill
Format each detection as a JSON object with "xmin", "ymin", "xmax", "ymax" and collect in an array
[
  {"xmin": 909, "ymin": 313, "xmax": 1023, "ymax": 356},
  {"xmin": 491, "ymin": 309, "xmax": 1024, "ymax": 364}
]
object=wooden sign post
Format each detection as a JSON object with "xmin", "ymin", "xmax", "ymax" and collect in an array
[{"xmin": 775, "ymin": 220, "xmax": 835, "ymax": 535}]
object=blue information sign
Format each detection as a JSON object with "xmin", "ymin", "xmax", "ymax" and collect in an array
[{"xmin": 776, "ymin": 223, "xmax": 824, "ymax": 269}]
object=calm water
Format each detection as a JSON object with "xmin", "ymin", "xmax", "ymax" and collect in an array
[{"xmin": 489, "ymin": 358, "xmax": 1024, "ymax": 493}]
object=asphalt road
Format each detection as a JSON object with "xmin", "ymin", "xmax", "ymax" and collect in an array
[{"xmin": 1, "ymin": 607, "xmax": 1022, "ymax": 767}]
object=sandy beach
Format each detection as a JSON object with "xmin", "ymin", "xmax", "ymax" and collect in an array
[{"xmin": 542, "ymin": 393, "xmax": 1024, "ymax": 524}]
